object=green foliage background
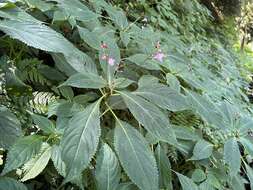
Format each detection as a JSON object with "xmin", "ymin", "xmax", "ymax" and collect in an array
[{"xmin": 0, "ymin": 0, "xmax": 253, "ymax": 190}]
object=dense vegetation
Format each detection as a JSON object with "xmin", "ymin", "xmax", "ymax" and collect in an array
[{"xmin": 0, "ymin": 0, "xmax": 253, "ymax": 190}]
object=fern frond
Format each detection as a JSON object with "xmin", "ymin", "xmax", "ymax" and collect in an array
[
  {"xmin": 170, "ymin": 110, "xmax": 202, "ymax": 127},
  {"xmin": 30, "ymin": 91, "xmax": 57, "ymax": 114}
]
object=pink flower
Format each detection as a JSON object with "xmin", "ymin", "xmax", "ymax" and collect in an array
[
  {"xmin": 100, "ymin": 43, "xmax": 108, "ymax": 49},
  {"xmin": 153, "ymin": 51, "xmax": 165, "ymax": 63},
  {"xmin": 101, "ymin": 54, "xmax": 108, "ymax": 60},
  {"xmin": 107, "ymin": 57, "xmax": 115, "ymax": 66}
]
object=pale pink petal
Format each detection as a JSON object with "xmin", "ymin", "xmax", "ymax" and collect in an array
[
  {"xmin": 153, "ymin": 52, "xmax": 165, "ymax": 62},
  {"xmin": 108, "ymin": 57, "xmax": 115, "ymax": 66}
]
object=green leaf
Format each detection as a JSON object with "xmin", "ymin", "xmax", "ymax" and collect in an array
[
  {"xmin": 95, "ymin": 143, "xmax": 120, "ymax": 190},
  {"xmin": 114, "ymin": 120, "xmax": 159, "ymax": 190},
  {"xmin": 0, "ymin": 7, "xmax": 41, "ymax": 23},
  {"xmin": 245, "ymin": 162, "xmax": 253, "ymax": 190},
  {"xmin": 119, "ymin": 91, "xmax": 177, "ymax": 145},
  {"xmin": 191, "ymin": 140, "xmax": 213, "ymax": 160},
  {"xmin": 134, "ymin": 76, "xmax": 188, "ymax": 111},
  {"xmin": 0, "ymin": 106, "xmax": 22, "ymax": 149},
  {"xmin": 155, "ymin": 144, "xmax": 173, "ymax": 190},
  {"xmin": 30, "ymin": 113, "xmax": 56, "ymax": 134},
  {"xmin": 105, "ymin": 6, "xmax": 128, "ymax": 29},
  {"xmin": 58, "ymin": 86, "xmax": 74, "ymax": 100},
  {"xmin": 166, "ymin": 73, "xmax": 180, "ymax": 92},
  {"xmin": 21, "ymin": 143, "xmax": 52, "ymax": 182},
  {"xmin": 191, "ymin": 169, "xmax": 206, "ymax": 183},
  {"xmin": 229, "ymin": 175, "xmax": 246, "ymax": 190},
  {"xmin": 51, "ymin": 53, "xmax": 76, "ymax": 77},
  {"xmin": 199, "ymin": 181, "xmax": 215, "ymax": 190},
  {"xmin": 51, "ymin": 145, "xmax": 66, "ymax": 177},
  {"xmin": 0, "ymin": 20, "xmax": 75, "ymax": 54},
  {"xmin": 24, "ymin": 0, "xmax": 54, "ymax": 11},
  {"xmin": 78, "ymin": 26, "xmax": 101, "ymax": 50},
  {"xmin": 61, "ymin": 73, "xmax": 107, "ymax": 89},
  {"xmin": 2, "ymin": 135, "xmax": 43, "ymax": 175},
  {"xmin": 239, "ymin": 137, "xmax": 253, "ymax": 156},
  {"xmin": 0, "ymin": 177, "xmax": 27, "ymax": 190},
  {"xmin": 186, "ymin": 91, "xmax": 223, "ymax": 128},
  {"xmin": 120, "ymin": 31, "xmax": 130, "ymax": 47},
  {"xmin": 118, "ymin": 183, "xmax": 138, "ymax": 190},
  {"xmin": 176, "ymin": 172, "xmax": 198, "ymax": 190},
  {"xmin": 61, "ymin": 100, "xmax": 101, "ymax": 182},
  {"xmin": 224, "ymin": 138, "xmax": 241, "ymax": 177},
  {"xmin": 113, "ymin": 78, "xmax": 135, "ymax": 89},
  {"xmin": 56, "ymin": 0, "xmax": 98, "ymax": 22},
  {"xmin": 126, "ymin": 54, "xmax": 160, "ymax": 70}
]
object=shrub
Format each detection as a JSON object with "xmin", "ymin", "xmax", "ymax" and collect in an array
[{"xmin": 0, "ymin": 0, "xmax": 252, "ymax": 190}]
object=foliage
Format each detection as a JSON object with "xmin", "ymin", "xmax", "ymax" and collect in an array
[{"xmin": 0, "ymin": 0, "xmax": 252, "ymax": 190}]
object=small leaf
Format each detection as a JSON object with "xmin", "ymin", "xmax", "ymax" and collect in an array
[
  {"xmin": 176, "ymin": 172, "xmax": 198, "ymax": 190},
  {"xmin": 95, "ymin": 143, "xmax": 120, "ymax": 190},
  {"xmin": 2, "ymin": 135, "xmax": 43, "ymax": 175},
  {"xmin": 0, "ymin": 177, "xmax": 27, "ymax": 190},
  {"xmin": 61, "ymin": 100, "xmax": 101, "ymax": 182},
  {"xmin": 224, "ymin": 138, "xmax": 241, "ymax": 177},
  {"xmin": 191, "ymin": 169, "xmax": 206, "ymax": 183},
  {"xmin": 30, "ymin": 113, "xmax": 56, "ymax": 134},
  {"xmin": 191, "ymin": 140, "xmax": 213, "ymax": 160},
  {"xmin": 61, "ymin": 73, "xmax": 107, "ymax": 89},
  {"xmin": 119, "ymin": 91, "xmax": 177, "ymax": 145},
  {"xmin": 21, "ymin": 143, "xmax": 52, "ymax": 182},
  {"xmin": 114, "ymin": 119, "xmax": 159, "ymax": 190}
]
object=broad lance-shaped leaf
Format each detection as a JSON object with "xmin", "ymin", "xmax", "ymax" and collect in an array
[
  {"xmin": 0, "ymin": 177, "xmax": 27, "ymax": 190},
  {"xmin": 155, "ymin": 144, "xmax": 173, "ymax": 190},
  {"xmin": 114, "ymin": 119, "xmax": 159, "ymax": 190},
  {"xmin": 21, "ymin": 143, "xmax": 52, "ymax": 182},
  {"xmin": 190, "ymin": 139, "xmax": 213, "ymax": 160},
  {"xmin": 224, "ymin": 138, "xmax": 241, "ymax": 177},
  {"xmin": 95, "ymin": 143, "xmax": 120, "ymax": 190},
  {"xmin": 61, "ymin": 100, "xmax": 101, "ymax": 182},
  {"xmin": 0, "ymin": 106, "xmax": 22, "ymax": 149},
  {"xmin": 176, "ymin": 172, "xmax": 198, "ymax": 190},
  {"xmin": 119, "ymin": 91, "xmax": 177, "ymax": 145},
  {"xmin": 61, "ymin": 73, "xmax": 107, "ymax": 89},
  {"xmin": 0, "ymin": 20, "xmax": 75, "ymax": 54},
  {"xmin": 134, "ymin": 76, "xmax": 188, "ymax": 111},
  {"xmin": 2, "ymin": 135, "xmax": 43, "ymax": 175},
  {"xmin": 0, "ymin": 20, "xmax": 96, "ymax": 73}
]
